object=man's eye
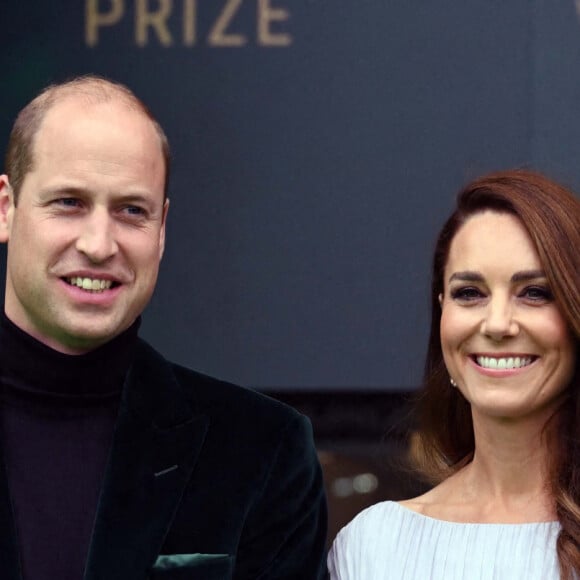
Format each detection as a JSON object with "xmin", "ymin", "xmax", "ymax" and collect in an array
[
  {"xmin": 450, "ymin": 287, "xmax": 483, "ymax": 301},
  {"xmin": 124, "ymin": 206, "xmax": 145, "ymax": 216},
  {"xmin": 56, "ymin": 198, "xmax": 80, "ymax": 207}
]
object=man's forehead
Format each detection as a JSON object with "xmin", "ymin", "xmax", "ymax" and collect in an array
[
  {"xmin": 33, "ymin": 95, "xmax": 163, "ymax": 162},
  {"xmin": 18, "ymin": 87, "xmax": 168, "ymax": 200},
  {"xmin": 21, "ymin": 96, "xmax": 166, "ymax": 200}
]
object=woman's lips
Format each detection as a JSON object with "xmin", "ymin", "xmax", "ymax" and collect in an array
[{"xmin": 472, "ymin": 355, "xmax": 537, "ymax": 370}]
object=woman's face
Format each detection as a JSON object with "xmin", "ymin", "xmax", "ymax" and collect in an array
[{"xmin": 440, "ymin": 211, "xmax": 576, "ymax": 421}]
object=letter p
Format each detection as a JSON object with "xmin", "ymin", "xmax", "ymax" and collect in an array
[{"xmin": 86, "ymin": 0, "xmax": 124, "ymax": 47}]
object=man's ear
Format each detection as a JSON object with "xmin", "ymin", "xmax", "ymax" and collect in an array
[
  {"xmin": 0, "ymin": 176, "xmax": 15, "ymax": 243},
  {"xmin": 158, "ymin": 198, "xmax": 170, "ymax": 259},
  {"xmin": 438, "ymin": 293, "xmax": 443, "ymax": 307}
]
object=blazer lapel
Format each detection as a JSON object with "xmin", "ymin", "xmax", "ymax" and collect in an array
[{"xmin": 84, "ymin": 341, "xmax": 209, "ymax": 580}]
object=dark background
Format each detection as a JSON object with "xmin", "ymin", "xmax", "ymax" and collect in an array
[
  {"xmin": 3, "ymin": 1, "xmax": 580, "ymax": 391},
  {"xmin": 3, "ymin": 0, "xmax": 580, "ymax": 545}
]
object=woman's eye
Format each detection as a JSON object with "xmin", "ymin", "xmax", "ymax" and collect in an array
[
  {"xmin": 450, "ymin": 287, "xmax": 483, "ymax": 301},
  {"xmin": 521, "ymin": 286, "xmax": 553, "ymax": 302}
]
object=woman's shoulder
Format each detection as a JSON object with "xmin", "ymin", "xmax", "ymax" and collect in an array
[
  {"xmin": 328, "ymin": 500, "xmax": 475, "ymax": 579},
  {"xmin": 328, "ymin": 501, "xmax": 406, "ymax": 579},
  {"xmin": 332, "ymin": 500, "xmax": 421, "ymax": 547},
  {"xmin": 341, "ymin": 500, "xmax": 395, "ymax": 529},
  {"xmin": 396, "ymin": 481, "xmax": 453, "ymax": 519},
  {"xmin": 342, "ymin": 500, "xmax": 405, "ymax": 529},
  {"xmin": 329, "ymin": 498, "xmax": 561, "ymax": 580}
]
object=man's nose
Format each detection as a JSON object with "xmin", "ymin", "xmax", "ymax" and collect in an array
[{"xmin": 75, "ymin": 210, "xmax": 118, "ymax": 263}]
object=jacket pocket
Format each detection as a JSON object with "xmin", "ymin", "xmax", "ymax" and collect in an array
[{"xmin": 149, "ymin": 553, "xmax": 234, "ymax": 580}]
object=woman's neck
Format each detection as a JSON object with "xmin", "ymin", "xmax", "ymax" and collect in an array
[{"xmin": 404, "ymin": 410, "xmax": 561, "ymax": 523}]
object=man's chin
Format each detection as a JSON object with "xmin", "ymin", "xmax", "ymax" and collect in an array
[{"xmin": 42, "ymin": 318, "xmax": 135, "ymax": 355}]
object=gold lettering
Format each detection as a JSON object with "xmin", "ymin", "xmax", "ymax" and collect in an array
[
  {"xmin": 136, "ymin": 0, "xmax": 173, "ymax": 47},
  {"xmin": 86, "ymin": 0, "xmax": 124, "ymax": 47},
  {"xmin": 257, "ymin": 0, "xmax": 291, "ymax": 46},
  {"xmin": 183, "ymin": 0, "xmax": 196, "ymax": 45},
  {"xmin": 208, "ymin": 0, "xmax": 246, "ymax": 47}
]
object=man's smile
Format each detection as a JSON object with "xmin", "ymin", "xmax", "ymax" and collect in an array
[{"xmin": 65, "ymin": 276, "xmax": 118, "ymax": 293}]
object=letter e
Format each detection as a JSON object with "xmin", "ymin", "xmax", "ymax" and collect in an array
[{"xmin": 258, "ymin": 0, "xmax": 291, "ymax": 46}]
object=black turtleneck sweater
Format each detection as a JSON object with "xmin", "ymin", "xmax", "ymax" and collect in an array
[{"xmin": 0, "ymin": 314, "xmax": 139, "ymax": 580}]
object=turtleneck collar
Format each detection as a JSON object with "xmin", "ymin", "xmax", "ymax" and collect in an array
[{"xmin": 0, "ymin": 313, "xmax": 140, "ymax": 399}]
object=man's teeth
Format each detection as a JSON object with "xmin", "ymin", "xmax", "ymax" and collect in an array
[
  {"xmin": 68, "ymin": 277, "xmax": 113, "ymax": 292},
  {"xmin": 476, "ymin": 356, "xmax": 534, "ymax": 370}
]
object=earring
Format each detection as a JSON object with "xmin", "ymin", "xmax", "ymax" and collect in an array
[{"xmin": 450, "ymin": 377, "xmax": 457, "ymax": 387}]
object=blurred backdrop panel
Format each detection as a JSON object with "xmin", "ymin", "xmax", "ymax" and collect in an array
[{"xmin": 1, "ymin": 0, "xmax": 580, "ymax": 390}]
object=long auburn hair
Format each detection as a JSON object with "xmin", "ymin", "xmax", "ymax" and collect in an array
[{"xmin": 415, "ymin": 169, "xmax": 580, "ymax": 579}]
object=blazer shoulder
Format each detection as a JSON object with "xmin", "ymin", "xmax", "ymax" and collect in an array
[
  {"xmin": 135, "ymin": 338, "xmax": 305, "ymax": 428},
  {"xmin": 173, "ymin": 362, "xmax": 304, "ymax": 425}
]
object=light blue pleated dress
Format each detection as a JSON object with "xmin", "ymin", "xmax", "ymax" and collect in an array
[{"xmin": 328, "ymin": 501, "xmax": 560, "ymax": 579}]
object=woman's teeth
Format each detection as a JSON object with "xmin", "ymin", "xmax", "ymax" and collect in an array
[{"xmin": 475, "ymin": 356, "xmax": 534, "ymax": 370}]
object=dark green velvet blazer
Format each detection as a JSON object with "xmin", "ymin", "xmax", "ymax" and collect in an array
[{"xmin": 0, "ymin": 339, "xmax": 328, "ymax": 580}]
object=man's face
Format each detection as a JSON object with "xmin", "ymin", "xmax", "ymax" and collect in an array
[{"xmin": 0, "ymin": 97, "xmax": 168, "ymax": 353}]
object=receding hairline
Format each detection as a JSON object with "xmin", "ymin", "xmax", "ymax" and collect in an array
[
  {"xmin": 7, "ymin": 75, "xmax": 171, "ymax": 199},
  {"xmin": 37, "ymin": 78, "xmax": 166, "ymax": 153},
  {"xmin": 36, "ymin": 87, "xmax": 163, "ymax": 149},
  {"xmin": 32, "ymin": 75, "xmax": 161, "ymax": 117}
]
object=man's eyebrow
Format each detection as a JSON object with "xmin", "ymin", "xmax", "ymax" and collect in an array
[
  {"xmin": 448, "ymin": 270, "xmax": 546, "ymax": 284},
  {"xmin": 114, "ymin": 193, "xmax": 152, "ymax": 204},
  {"xmin": 38, "ymin": 186, "xmax": 89, "ymax": 197}
]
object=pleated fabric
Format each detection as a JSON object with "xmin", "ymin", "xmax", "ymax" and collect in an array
[{"xmin": 328, "ymin": 501, "xmax": 560, "ymax": 579}]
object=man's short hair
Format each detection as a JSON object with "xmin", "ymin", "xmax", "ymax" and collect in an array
[{"xmin": 5, "ymin": 74, "xmax": 171, "ymax": 203}]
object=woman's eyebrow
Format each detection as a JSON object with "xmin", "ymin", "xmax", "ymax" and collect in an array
[
  {"xmin": 448, "ymin": 270, "xmax": 546, "ymax": 284},
  {"xmin": 448, "ymin": 271, "xmax": 483, "ymax": 284},
  {"xmin": 510, "ymin": 270, "xmax": 546, "ymax": 283}
]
